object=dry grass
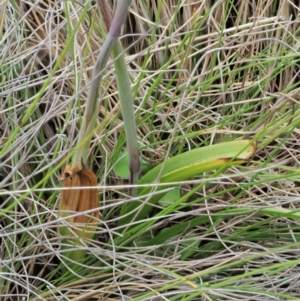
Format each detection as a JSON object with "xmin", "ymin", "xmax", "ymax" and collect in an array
[{"xmin": 1, "ymin": 0, "xmax": 300, "ymax": 300}]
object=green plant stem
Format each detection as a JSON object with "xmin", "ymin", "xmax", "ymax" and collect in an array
[
  {"xmin": 94, "ymin": 0, "xmax": 140, "ymax": 195},
  {"xmin": 73, "ymin": 0, "xmax": 133, "ymax": 167},
  {"xmin": 112, "ymin": 42, "xmax": 140, "ymax": 195},
  {"xmin": 72, "ymin": 33, "xmax": 116, "ymax": 166}
]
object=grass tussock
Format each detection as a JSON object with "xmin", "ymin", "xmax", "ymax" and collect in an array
[{"xmin": 1, "ymin": 0, "xmax": 300, "ymax": 300}]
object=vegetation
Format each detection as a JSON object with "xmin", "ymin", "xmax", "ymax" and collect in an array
[{"xmin": 1, "ymin": 0, "xmax": 300, "ymax": 300}]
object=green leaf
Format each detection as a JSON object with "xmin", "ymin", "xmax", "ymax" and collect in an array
[
  {"xmin": 139, "ymin": 140, "xmax": 256, "ymax": 185},
  {"xmin": 114, "ymin": 150, "xmax": 151, "ymax": 178},
  {"xmin": 114, "ymin": 151, "xmax": 130, "ymax": 178},
  {"xmin": 118, "ymin": 140, "xmax": 256, "ymax": 227},
  {"xmin": 158, "ymin": 187, "xmax": 181, "ymax": 207}
]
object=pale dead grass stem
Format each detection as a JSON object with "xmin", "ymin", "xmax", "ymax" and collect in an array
[{"xmin": 1, "ymin": 0, "xmax": 300, "ymax": 299}]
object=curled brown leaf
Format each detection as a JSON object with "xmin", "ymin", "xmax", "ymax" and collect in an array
[{"xmin": 59, "ymin": 162, "xmax": 99, "ymax": 240}]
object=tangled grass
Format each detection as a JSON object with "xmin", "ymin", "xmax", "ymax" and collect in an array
[{"xmin": 1, "ymin": 0, "xmax": 300, "ymax": 300}]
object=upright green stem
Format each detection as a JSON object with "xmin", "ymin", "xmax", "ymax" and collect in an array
[
  {"xmin": 73, "ymin": 0, "xmax": 139, "ymax": 196},
  {"xmin": 72, "ymin": 34, "xmax": 117, "ymax": 166},
  {"xmin": 73, "ymin": 0, "xmax": 134, "ymax": 168},
  {"xmin": 112, "ymin": 42, "xmax": 140, "ymax": 195}
]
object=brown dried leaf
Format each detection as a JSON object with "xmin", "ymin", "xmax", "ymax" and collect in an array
[{"xmin": 59, "ymin": 162, "xmax": 99, "ymax": 240}]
